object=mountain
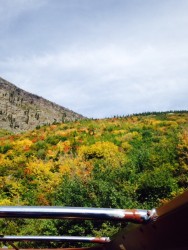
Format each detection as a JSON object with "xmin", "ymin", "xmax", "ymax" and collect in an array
[{"xmin": 0, "ymin": 77, "xmax": 85, "ymax": 132}]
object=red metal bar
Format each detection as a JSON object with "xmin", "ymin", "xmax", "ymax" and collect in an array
[
  {"xmin": 0, "ymin": 236, "xmax": 110, "ymax": 244},
  {"xmin": 105, "ymin": 190, "xmax": 188, "ymax": 250},
  {"xmin": 0, "ymin": 207, "xmax": 157, "ymax": 223}
]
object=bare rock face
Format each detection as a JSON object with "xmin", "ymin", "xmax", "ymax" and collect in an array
[{"xmin": 0, "ymin": 77, "xmax": 85, "ymax": 133}]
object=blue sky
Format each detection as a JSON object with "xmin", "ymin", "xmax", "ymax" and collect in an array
[{"xmin": 0, "ymin": 0, "xmax": 188, "ymax": 118}]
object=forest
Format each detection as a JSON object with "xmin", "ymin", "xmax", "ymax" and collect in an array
[{"xmin": 0, "ymin": 111, "xmax": 188, "ymax": 248}]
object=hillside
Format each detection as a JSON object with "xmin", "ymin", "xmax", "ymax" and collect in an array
[
  {"xmin": 0, "ymin": 111, "xmax": 188, "ymax": 248},
  {"xmin": 0, "ymin": 77, "xmax": 84, "ymax": 133}
]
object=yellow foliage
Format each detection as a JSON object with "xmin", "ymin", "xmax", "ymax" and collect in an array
[
  {"xmin": 176, "ymin": 118, "xmax": 187, "ymax": 124},
  {"xmin": 55, "ymin": 131, "xmax": 67, "ymax": 137},
  {"xmin": 177, "ymin": 129, "xmax": 188, "ymax": 165},
  {"xmin": 164, "ymin": 121, "xmax": 178, "ymax": 128},
  {"xmin": 112, "ymin": 129, "xmax": 127, "ymax": 135},
  {"xmin": 78, "ymin": 141, "xmax": 125, "ymax": 168},
  {"xmin": 0, "ymin": 155, "xmax": 13, "ymax": 167},
  {"xmin": 25, "ymin": 158, "xmax": 61, "ymax": 193},
  {"xmin": 56, "ymin": 128, "xmax": 76, "ymax": 137},
  {"xmin": 57, "ymin": 140, "xmax": 71, "ymax": 153},
  {"xmin": 13, "ymin": 139, "xmax": 33, "ymax": 151},
  {"xmin": 59, "ymin": 161, "xmax": 71, "ymax": 175},
  {"xmin": 1, "ymin": 176, "xmax": 24, "ymax": 199},
  {"xmin": 47, "ymin": 149, "xmax": 57, "ymax": 158},
  {"xmin": 25, "ymin": 158, "xmax": 53, "ymax": 176},
  {"xmin": 149, "ymin": 119, "xmax": 162, "ymax": 126},
  {"xmin": 121, "ymin": 141, "xmax": 132, "ymax": 152},
  {"xmin": 12, "ymin": 155, "xmax": 27, "ymax": 165},
  {"xmin": 0, "ymin": 198, "xmax": 12, "ymax": 205},
  {"xmin": 122, "ymin": 131, "xmax": 141, "ymax": 142},
  {"xmin": 59, "ymin": 156, "xmax": 93, "ymax": 178}
]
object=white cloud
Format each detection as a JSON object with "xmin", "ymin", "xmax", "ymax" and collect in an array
[
  {"xmin": 0, "ymin": 0, "xmax": 188, "ymax": 118},
  {"xmin": 0, "ymin": 0, "xmax": 47, "ymax": 23}
]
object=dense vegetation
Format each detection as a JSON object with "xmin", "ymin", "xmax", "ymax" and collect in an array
[{"xmin": 0, "ymin": 111, "xmax": 188, "ymax": 248}]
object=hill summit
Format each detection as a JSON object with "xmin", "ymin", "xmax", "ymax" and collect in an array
[{"xmin": 0, "ymin": 77, "xmax": 85, "ymax": 132}]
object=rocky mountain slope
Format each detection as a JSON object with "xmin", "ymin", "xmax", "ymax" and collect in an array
[{"xmin": 0, "ymin": 77, "xmax": 85, "ymax": 133}]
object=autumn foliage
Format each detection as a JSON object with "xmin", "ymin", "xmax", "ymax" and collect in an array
[{"xmin": 0, "ymin": 111, "xmax": 188, "ymax": 248}]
